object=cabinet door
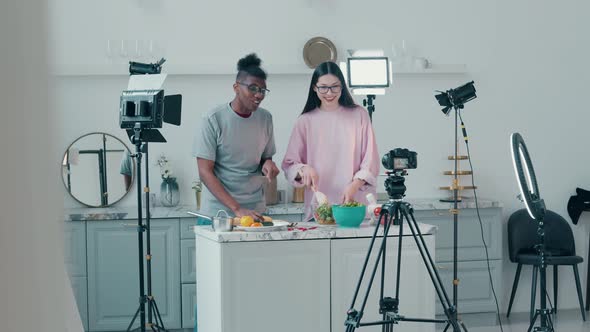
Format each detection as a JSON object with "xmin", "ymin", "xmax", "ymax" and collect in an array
[
  {"xmin": 435, "ymin": 260, "xmax": 502, "ymax": 314},
  {"xmin": 64, "ymin": 221, "xmax": 86, "ymax": 277},
  {"xmin": 413, "ymin": 208, "xmax": 502, "ymax": 261},
  {"xmin": 217, "ymin": 240, "xmax": 331, "ymax": 332},
  {"xmin": 180, "ymin": 218, "xmax": 195, "ymax": 240},
  {"xmin": 181, "ymin": 239, "xmax": 196, "ymax": 283},
  {"xmin": 87, "ymin": 219, "xmax": 180, "ymax": 331},
  {"xmin": 181, "ymin": 283, "xmax": 196, "ymax": 329},
  {"xmin": 70, "ymin": 276, "xmax": 88, "ymax": 331},
  {"xmin": 331, "ymin": 235, "xmax": 435, "ymax": 332}
]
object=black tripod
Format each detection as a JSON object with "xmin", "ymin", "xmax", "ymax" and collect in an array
[
  {"xmin": 527, "ymin": 213, "xmax": 554, "ymax": 332},
  {"xmin": 345, "ymin": 171, "xmax": 467, "ymax": 332},
  {"xmin": 126, "ymin": 124, "xmax": 168, "ymax": 332},
  {"xmin": 363, "ymin": 94, "xmax": 376, "ymax": 122}
]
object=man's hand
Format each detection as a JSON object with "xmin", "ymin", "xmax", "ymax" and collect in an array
[
  {"xmin": 261, "ymin": 159, "xmax": 280, "ymax": 182},
  {"xmin": 232, "ymin": 207, "xmax": 262, "ymax": 220},
  {"xmin": 298, "ymin": 165, "xmax": 319, "ymax": 191}
]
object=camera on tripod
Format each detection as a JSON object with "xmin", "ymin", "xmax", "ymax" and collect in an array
[
  {"xmin": 345, "ymin": 146, "xmax": 464, "ymax": 332},
  {"xmin": 382, "ymin": 148, "xmax": 417, "ymax": 201},
  {"xmin": 382, "ymin": 148, "xmax": 417, "ymax": 172}
]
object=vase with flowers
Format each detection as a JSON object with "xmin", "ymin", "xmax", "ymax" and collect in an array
[{"xmin": 156, "ymin": 155, "xmax": 180, "ymax": 207}]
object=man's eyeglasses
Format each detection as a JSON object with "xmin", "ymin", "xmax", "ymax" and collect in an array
[
  {"xmin": 238, "ymin": 82, "xmax": 270, "ymax": 96},
  {"xmin": 316, "ymin": 85, "xmax": 342, "ymax": 94}
]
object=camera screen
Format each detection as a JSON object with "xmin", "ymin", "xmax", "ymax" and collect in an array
[{"xmin": 393, "ymin": 157, "xmax": 409, "ymax": 170}]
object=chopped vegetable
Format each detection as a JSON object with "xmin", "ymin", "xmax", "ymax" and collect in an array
[
  {"xmin": 315, "ymin": 203, "xmax": 333, "ymax": 222},
  {"xmin": 341, "ymin": 201, "xmax": 364, "ymax": 207}
]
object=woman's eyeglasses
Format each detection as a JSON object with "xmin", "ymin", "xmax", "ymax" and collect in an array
[
  {"xmin": 238, "ymin": 82, "xmax": 270, "ymax": 96},
  {"xmin": 316, "ymin": 85, "xmax": 342, "ymax": 94}
]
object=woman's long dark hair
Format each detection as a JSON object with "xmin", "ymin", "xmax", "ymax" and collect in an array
[{"xmin": 301, "ymin": 61, "xmax": 356, "ymax": 114}]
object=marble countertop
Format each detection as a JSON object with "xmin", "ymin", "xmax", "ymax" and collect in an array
[
  {"xmin": 64, "ymin": 198, "xmax": 501, "ymax": 222},
  {"xmin": 193, "ymin": 221, "xmax": 437, "ymax": 243}
]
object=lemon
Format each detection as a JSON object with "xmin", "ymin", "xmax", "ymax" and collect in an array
[{"xmin": 240, "ymin": 216, "xmax": 254, "ymax": 227}]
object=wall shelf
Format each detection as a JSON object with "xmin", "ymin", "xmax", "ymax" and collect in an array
[{"xmin": 51, "ymin": 63, "xmax": 467, "ymax": 77}]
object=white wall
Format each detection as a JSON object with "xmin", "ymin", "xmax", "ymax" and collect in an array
[{"xmin": 51, "ymin": 0, "xmax": 590, "ymax": 314}]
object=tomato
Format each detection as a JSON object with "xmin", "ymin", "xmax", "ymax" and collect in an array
[{"xmin": 373, "ymin": 207, "xmax": 381, "ymax": 216}]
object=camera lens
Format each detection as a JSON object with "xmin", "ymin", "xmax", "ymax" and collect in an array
[{"xmin": 382, "ymin": 153, "xmax": 393, "ymax": 170}]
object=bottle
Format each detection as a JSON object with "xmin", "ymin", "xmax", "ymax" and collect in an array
[{"xmin": 366, "ymin": 193, "xmax": 380, "ymax": 226}]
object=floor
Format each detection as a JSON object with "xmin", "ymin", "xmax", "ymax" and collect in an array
[
  {"xmin": 438, "ymin": 309, "xmax": 589, "ymax": 332},
  {"xmin": 114, "ymin": 309, "xmax": 589, "ymax": 332}
]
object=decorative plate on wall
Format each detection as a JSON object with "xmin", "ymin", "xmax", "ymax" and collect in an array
[{"xmin": 302, "ymin": 37, "xmax": 338, "ymax": 69}]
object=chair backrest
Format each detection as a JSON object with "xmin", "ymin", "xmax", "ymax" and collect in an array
[{"xmin": 507, "ymin": 208, "xmax": 576, "ymax": 262}]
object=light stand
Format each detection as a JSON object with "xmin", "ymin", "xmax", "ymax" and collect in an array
[
  {"xmin": 444, "ymin": 104, "xmax": 466, "ymax": 332},
  {"xmin": 363, "ymin": 94, "xmax": 376, "ymax": 122},
  {"xmin": 120, "ymin": 60, "xmax": 181, "ymax": 332},
  {"xmin": 510, "ymin": 132, "xmax": 553, "ymax": 332},
  {"xmin": 345, "ymin": 170, "xmax": 467, "ymax": 332},
  {"xmin": 126, "ymin": 124, "xmax": 168, "ymax": 332},
  {"xmin": 435, "ymin": 81, "xmax": 477, "ymax": 331},
  {"xmin": 344, "ymin": 55, "xmax": 390, "ymax": 123}
]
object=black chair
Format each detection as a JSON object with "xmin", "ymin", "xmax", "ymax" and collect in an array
[{"xmin": 506, "ymin": 209, "xmax": 586, "ymax": 321}]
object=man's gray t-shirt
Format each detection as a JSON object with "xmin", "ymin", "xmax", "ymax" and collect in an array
[{"xmin": 193, "ymin": 103, "xmax": 276, "ymax": 216}]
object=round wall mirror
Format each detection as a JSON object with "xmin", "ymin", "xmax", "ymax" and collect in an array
[{"xmin": 61, "ymin": 132, "xmax": 134, "ymax": 207}]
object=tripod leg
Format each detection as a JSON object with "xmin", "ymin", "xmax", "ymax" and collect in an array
[
  {"xmin": 401, "ymin": 207, "xmax": 461, "ymax": 332},
  {"xmin": 442, "ymin": 323, "xmax": 451, "ymax": 332},
  {"xmin": 358, "ymin": 212, "xmax": 397, "ymax": 317},
  {"xmin": 531, "ymin": 265, "xmax": 538, "ymax": 323},
  {"xmin": 348, "ymin": 213, "xmax": 387, "ymax": 309},
  {"xmin": 126, "ymin": 305, "xmax": 141, "ymax": 331},
  {"xmin": 553, "ymin": 265, "xmax": 558, "ymax": 314},
  {"xmin": 151, "ymin": 299, "xmax": 168, "ymax": 330},
  {"xmin": 403, "ymin": 209, "xmax": 454, "ymax": 308},
  {"xmin": 394, "ymin": 206, "xmax": 404, "ymax": 306},
  {"xmin": 527, "ymin": 310, "xmax": 539, "ymax": 332}
]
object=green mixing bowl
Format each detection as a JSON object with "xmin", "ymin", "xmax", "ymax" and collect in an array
[{"xmin": 332, "ymin": 205, "xmax": 366, "ymax": 228}]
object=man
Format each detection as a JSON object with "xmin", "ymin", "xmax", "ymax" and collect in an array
[
  {"xmin": 194, "ymin": 53, "xmax": 280, "ymax": 219},
  {"xmin": 119, "ymin": 149, "xmax": 133, "ymax": 191}
]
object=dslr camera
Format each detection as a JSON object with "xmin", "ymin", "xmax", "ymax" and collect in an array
[
  {"xmin": 382, "ymin": 148, "xmax": 417, "ymax": 200},
  {"xmin": 382, "ymin": 148, "xmax": 418, "ymax": 171}
]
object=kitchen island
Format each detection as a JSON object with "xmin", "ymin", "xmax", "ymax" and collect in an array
[{"xmin": 195, "ymin": 222, "xmax": 438, "ymax": 332}]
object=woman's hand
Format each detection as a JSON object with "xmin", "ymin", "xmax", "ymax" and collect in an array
[
  {"xmin": 298, "ymin": 165, "xmax": 319, "ymax": 191},
  {"xmin": 342, "ymin": 179, "xmax": 365, "ymax": 203}
]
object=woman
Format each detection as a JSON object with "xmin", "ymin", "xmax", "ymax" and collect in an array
[{"xmin": 281, "ymin": 61, "xmax": 380, "ymax": 221}]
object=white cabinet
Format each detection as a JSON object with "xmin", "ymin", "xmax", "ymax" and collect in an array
[
  {"xmin": 196, "ymin": 231, "xmax": 435, "ymax": 332},
  {"xmin": 331, "ymin": 236, "xmax": 435, "ymax": 332},
  {"xmin": 197, "ymin": 239, "xmax": 331, "ymax": 332}
]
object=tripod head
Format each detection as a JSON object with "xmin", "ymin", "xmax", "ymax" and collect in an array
[
  {"xmin": 382, "ymin": 148, "xmax": 417, "ymax": 200},
  {"xmin": 384, "ymin": 170, "xmax": 407, "ymax": 200}
]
